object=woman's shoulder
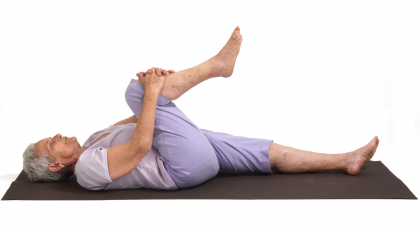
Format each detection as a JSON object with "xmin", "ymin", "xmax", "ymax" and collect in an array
[{"xmin": 82, "ymin": 125, "xmax": 115, "ymax": 148}]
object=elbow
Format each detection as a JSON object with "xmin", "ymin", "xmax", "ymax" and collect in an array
[
  {"xmin": 135, "ymin": 141, "xmax": 152, "ymax": 154},
  {"xmin": 128, "ymin": 139, "xmax": 152, "ymax": 155},
  {"xmin": 141, "ymin": 146, "xmax": 152, "ymax": 154},
  {"xmin": 143, "ymin": 139, "xmax": 152, "ymax": 152}
]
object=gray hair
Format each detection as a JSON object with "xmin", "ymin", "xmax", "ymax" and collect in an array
[{"xmin": 22, "ymin": 143, "xmax": 73, "ymax": 182}]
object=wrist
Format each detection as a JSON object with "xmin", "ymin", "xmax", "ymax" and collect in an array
[{"xmin": 144, "ymin": 90, "xmax": 160, "ymax": 98}]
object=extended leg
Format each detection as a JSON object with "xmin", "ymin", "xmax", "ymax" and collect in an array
[
  {"xmin": 268, "ymin": 137, "xmax": 379, "ymax": 175},
  {"xmin": 157, "ymin": 26, "xmax": 243, "ymax": 100}
]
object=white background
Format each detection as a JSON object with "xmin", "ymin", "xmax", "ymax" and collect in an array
[{"xmin": 0, "ymin": 0, "xmax": 419, "ymax": 229}]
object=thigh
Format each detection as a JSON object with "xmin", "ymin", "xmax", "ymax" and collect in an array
[
  {"xmin": 125, "ymin": 79, "xmax": 219, "ymax": 188},
  {"xmin": 201, "ymin": 129, "xmax": 273, "ymax": 174}
]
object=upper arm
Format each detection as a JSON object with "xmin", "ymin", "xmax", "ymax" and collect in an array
[{"xmin": 107, "ymin": 142, "xmax": 150, "ymax": 181}]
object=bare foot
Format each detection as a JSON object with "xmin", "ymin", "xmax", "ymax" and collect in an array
[
  {"xmin": 213, "ymin": 26, "xmax": 243, "ymax": 78},
  {"xmin": 345, "ymin": 136, "xmax": 380, "ymax": 175}
]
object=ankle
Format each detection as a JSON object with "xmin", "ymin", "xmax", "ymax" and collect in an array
[
  {"xmin": 341, "ymin": 152, "xmax": 351, "ymax": 172},
  {"xmin": 209, "ymin": 56, "xmax": 224, "ymax": 78}
]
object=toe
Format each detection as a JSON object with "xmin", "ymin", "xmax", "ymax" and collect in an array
[
  {"xmin": 232, "ymin": 31, "xmax": 239, "ymax": 38},
  {"xmin": 232, "ymin": 29, "xmax": 240, "ymax": 36},
  {"xmin": 370, "ymin": 137, "xmax": 376, "ymax": 144},
  {"xmin": 236, "ymin": 35, "xmax": 242, "ymax": 43}
]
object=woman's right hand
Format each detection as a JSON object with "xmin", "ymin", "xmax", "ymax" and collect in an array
[{"xmin": 136, "ymin": 67, "xmax": 167, "ymax": 95}]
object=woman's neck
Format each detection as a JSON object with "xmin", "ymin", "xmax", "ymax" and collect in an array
[{"xmin": 67, "ymin": 146, "xmax": 88, "ymax": 173}]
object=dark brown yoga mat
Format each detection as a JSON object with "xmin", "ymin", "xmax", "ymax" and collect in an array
[{"xmin": 2, "ymin": 161, "xmax": 417, "ymax": 200}]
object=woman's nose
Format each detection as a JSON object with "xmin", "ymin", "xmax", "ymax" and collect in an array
[{"xmin": 56, "ymin": 133, "xmax": 61, "ymax": 140}]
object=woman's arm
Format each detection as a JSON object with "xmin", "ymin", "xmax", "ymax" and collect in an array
[
  {"xmin": 107, "ymin": 92, "xmax": 158, "ymax": 180},
  {"xmin": 114, "ymin": 115, "xmax": 138, "ymax": 126},
  {"xmin": 107, "ymin": 68, "xmax": 165, "ymax": 181}
]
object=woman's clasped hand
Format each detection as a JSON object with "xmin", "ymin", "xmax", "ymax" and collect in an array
[
  {"xmin": 137, "ymin": 68, "xmax": 176, "ymax": 78},
  {"xmin": 136, "ymin": 67, "xmax": 175, "ymax": 94}
]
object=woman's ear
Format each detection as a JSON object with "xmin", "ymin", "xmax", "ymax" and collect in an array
[{"xmin": 48, "ymin": 162, "xmax": 64, "ymax": 172}]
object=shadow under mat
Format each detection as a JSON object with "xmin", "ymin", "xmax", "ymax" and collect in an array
[{"xmin": 2, "ymin": 161, "xmax": 417, "ymax": 200}]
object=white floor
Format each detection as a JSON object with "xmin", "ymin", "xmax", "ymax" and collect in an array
[{"xmin": 1, "ymin": 0, "xmax": 419, "ymax": 229}]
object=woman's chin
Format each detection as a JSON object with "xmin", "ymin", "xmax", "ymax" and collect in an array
[{"xmin": 68, "ymin": 137, "xmax": 79, "ymax": 146}]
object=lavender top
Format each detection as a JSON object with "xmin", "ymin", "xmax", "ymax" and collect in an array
[{"xmin": 73, "ymin": 123, "xmax": 178, "ymax": 190}]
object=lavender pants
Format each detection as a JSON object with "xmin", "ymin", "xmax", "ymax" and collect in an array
[{"xmin": 125, "ymin": 79, "xmax": 273, "ymax": 188}]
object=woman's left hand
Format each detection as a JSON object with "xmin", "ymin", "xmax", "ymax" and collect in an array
[{"xmin": 137, "ymin": 68, "xmax": 176, "ymax": 78}]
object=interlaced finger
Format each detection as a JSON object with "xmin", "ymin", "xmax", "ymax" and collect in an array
[{"xmin": 155, "ymin": 67, "xmax": 162, "ymax": 76}]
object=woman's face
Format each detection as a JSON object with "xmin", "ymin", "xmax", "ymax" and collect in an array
[{"xmin": 34, "ymin": 133, "xmax": 81, "ymax": 163}]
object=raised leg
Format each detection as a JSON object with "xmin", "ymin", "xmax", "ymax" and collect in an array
[
  {"xmin": 158, "ymin": 56, "xmax": 219, "ymax": 100},
  {"xmin": 158, "ymin": 26, "xmax": 243, "ymax": 100},
  {"xmin": 268, "ymin": 137, "xmax": 380, "ymax": 175}
]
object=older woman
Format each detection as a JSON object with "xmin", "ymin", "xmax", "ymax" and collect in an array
[{"xmin": 23, "ymin": 26, "xmax": 380, "ymax": 190}]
